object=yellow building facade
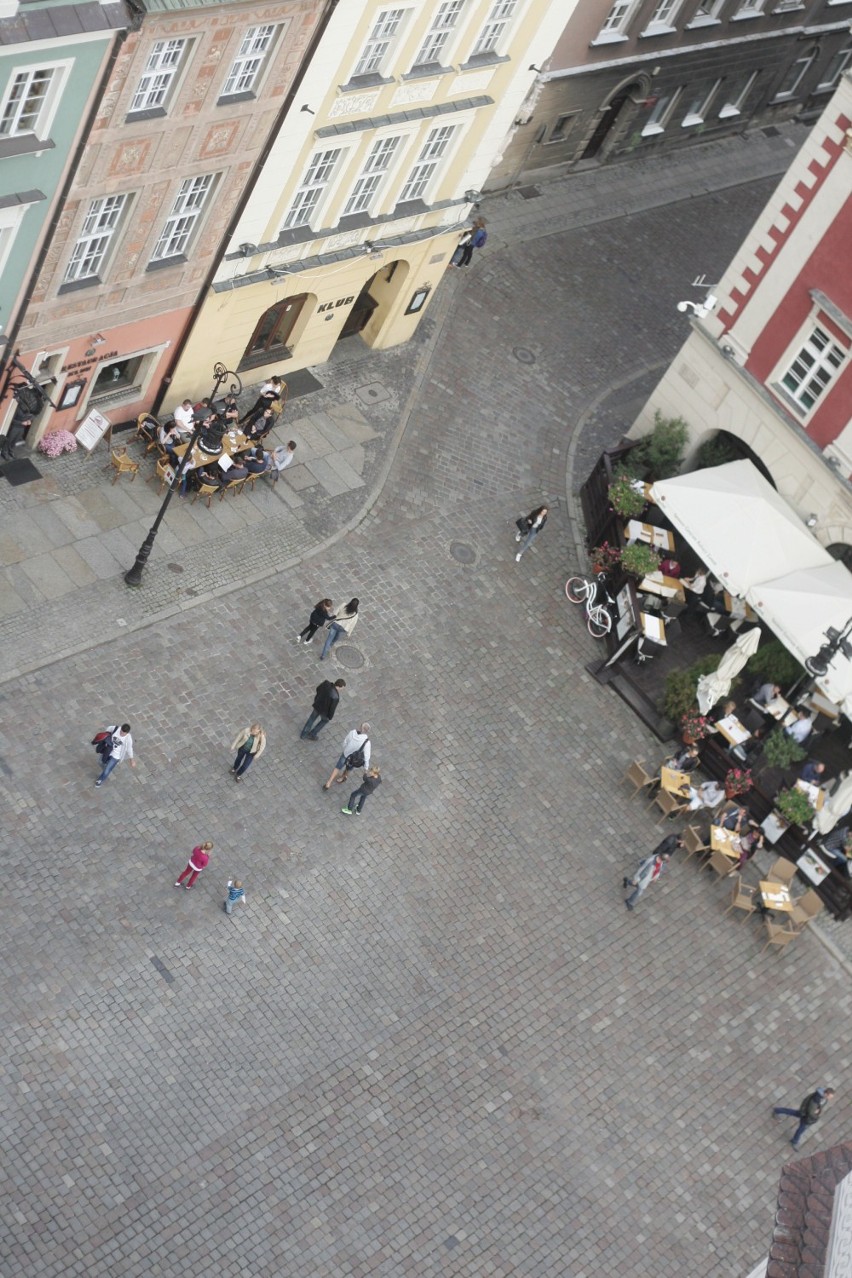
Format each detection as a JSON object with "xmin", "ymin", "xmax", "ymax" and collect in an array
[{"xmin": 167, "ymin": 0, "xmax": 573, "ymax": 404}]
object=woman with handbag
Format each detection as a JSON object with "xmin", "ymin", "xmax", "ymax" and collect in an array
[
  {"xmin": 514, "ymin": 505, "xmax": 548, "ymax": 562},
  {"xmin": 320, "ymin": 597, "xmax": 359, "ymax": 661}
]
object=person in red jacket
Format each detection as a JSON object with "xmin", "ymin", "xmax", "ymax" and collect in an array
[{"xmin": 174, "ymin": 842, "xmax": 213, "ymax": 890}]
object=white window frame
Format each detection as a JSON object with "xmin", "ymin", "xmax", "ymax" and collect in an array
[
  {"xmin": 221, "ymin": 25, "xmax": 279, "ymax": 97},
  {"xmin": 0, "ymin": 202, "xmax": 29, "ymax": 277},
  {"xmin": 641, "ymin": 88, "xmax": 682, "ymax": 136},
  {"xmin": 773, "ymin": 320, "xmax": 849, "ymax": 419},
  {"xmin": 682, "ymin": 79, "xmax": 721, "ymax": 127},
  {"xmin": 397, "ymin": 124, "xmax": 456, "ymax": 202},
  {"xmin": 77, "ymin": 343, "xmax": 168, "ymax": 418},
  {"xmin": 0, "ymin": 60, "xmax": 70, "ymax": 141},
  {"xmin": 593, "ymin": 1, "xmax": 640, "ymax": 43},
  {"xmin": 343, "ymin": 134, "xmax": 404, "ymax": 216},
  {"xmin": 63, "ymin": 194, "xmax": 129, "ymax": 285},
  {"xmin": 413, "ymin": 0, "xmax": 466, "ymax": 67},
  {"xmin": 818, "ymin": 43, "xmax": 852, "ymax": 90},
  {"xmin": 642, "ymin": 0, "xmax": 683, "ymax": 34},
  {"xmin": 282, "ymin": 147, "xmax": 345, "ymax": 230},
  {"xmin": 773, "ymin": 50, "xmax": 815, "ymax": 99},
  {"xmin": 689, "ymin": 0, "xmax": 726, "ymax": 23},
  {"xmin": 733, "ymin": 0, "xmax": 765, "ymax": 16},
  {"xmin": 719, "ymin": 70, "xmax": 759, "ymax": 118},
  {"xmin": 471, "ymin": 0, "xmax": 517, "ymax": 57},
  {"xmin": 351, "ymin": 9, "xmax": 408, "ymax": 79},
  {"xmin": 129, "ymin": 38, "xmax": 190, "ymax": 114},
  {"xmin": 151, "ymin": 174, "xmax": 215, "ymax": 261}
]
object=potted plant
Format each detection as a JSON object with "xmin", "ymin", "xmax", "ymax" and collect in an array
[
  {"xmin": 608, "ymin": 467, "xmax": 646, "ymax": 518},
  {"xmin": 724, "ymin": 766, "xmax": 753, "ymax": 799},
  {"xmin": 680, "ymin": 709, "xmax": 711, "ymax": 745},
  {"xmin": 662, "ymin": 655, "xmax": 722, "ymax": 723},
  {"xmin": 36, "ymin": 429, "xmax": 77, "ymax": 458},
  {"xmin": 774, "ymin": 786, "xmax": 815, "ymax": 829},
  {"xmin": 589, "ymin": 541, "xmax": 622, "ymax": 574},
  {"xmin": 761, "ymin": 727, "xmax": 806, "ymax": 772},
  {"xmin": 631, "ymin": 410, "xmax": 688, "ymax": 481},
  {"xmin": 619, "ymin": 542, "xmax": 660, "ymax": 579}
]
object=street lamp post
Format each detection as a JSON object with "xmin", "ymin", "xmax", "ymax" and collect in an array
[{"xmin": 124, "ymin": 362, "xmax": 242, "ymax": 588}]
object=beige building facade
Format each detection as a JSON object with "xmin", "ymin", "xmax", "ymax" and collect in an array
[{"xmin": 167, "ymin": 0, "xmax": 574, "ymax": 404}]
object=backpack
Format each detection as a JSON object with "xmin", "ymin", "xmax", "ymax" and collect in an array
[
  {"xmin": 345, "ymin": 739, "xmax": 368, "ymax": 770},
  {"xmin": 92, "ymin": 726, "xmax": 115, "ymax": 756},
  {"xmin": 472, "ymin": 228, "xmax": 487, "ymax": 249}
]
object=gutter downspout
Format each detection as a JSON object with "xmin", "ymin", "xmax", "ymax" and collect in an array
[{"xmin": 152, "ymin": 0, "xmax": 340, "ymax": 413}]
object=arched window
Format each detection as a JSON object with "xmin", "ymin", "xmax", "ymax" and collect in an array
[
  {"xmin": 242, "ymin": 295, "xmax": 307, "ymax": 365},
  {"xmin": 827, "ymin": 543, "xmax": 852, "ymax": 573}
]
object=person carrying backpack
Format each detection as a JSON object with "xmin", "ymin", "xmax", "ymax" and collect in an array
[
  {"xmin": 456, "ymin": 217, "xmax": 487, "ymax": 268},
  {"xmin": 322, "ymin": 724, "xmax": 371, "ymax": 791},
  {"xmin": 92, "ymin": 723, "xmax": 136, "ymax": 787},
  {"xmin": 773, "ymin": 1086, "xmax": 835, "ymax": 1149}
]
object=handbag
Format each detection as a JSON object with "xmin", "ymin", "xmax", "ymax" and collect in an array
[{"xmin": 515, "ymin": 517, "xmax": 527, "ymax": 534}]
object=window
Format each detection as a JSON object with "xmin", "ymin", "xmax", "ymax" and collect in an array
[
  {"xmin": 243, "ymin": 295, "xmax": 308, "ymax": 364},
  {"xmin": 221, "ymin": 26, "xmax": 278, "ymax": 97},
  {"xmin": 343, "ymin": 136, "xmax": 402, "ymax": 215},
  {"xmin": 352, "ymin": 9, "xmax": 406, "ymax": 78},
  {"xmin": 129, "ymin": 39, "xmax": 189, "ymax": 114},
  {"xmin": 774, "ymin": 50, "xmax": 815, "ymax": 98},
  {"xmin": 471, "ymin": 0, "xmax": 516, "ymax": 56},
  {"xmin": 0, "ymin": 203, "xmax": 28, "ymax": 276},
  {"xmin": 596, "ymin": 1, "xmax": 639, "ymax": 38},
  {"xmin": 691, "ymin": 0, "xmax": 725, "ymax": 18},
  {"xmin": 779, "ymin": 325, "xmax": 846, "ymax": 414},
  {"xmin": 63, "ymin": 194, "xmax": 128, "ymax": 284},
  {"xmin": 645, "ymin": 0, "xmax": 682, "ymax": 29},
  {"xmin": 818, "ymin": 43, "xmax": 852, "ymax": 90},
  {"xmin": 547, "ymin": 112, "xmax": 580, "ymax": 143},
  {"xmin": 682, "ymin": 80, "xmax": 720, "ymax": 126},
  {"xmin": 90, "ymin": 355, "xmax": 145, "ymax": 402},
  {"xmin": 151, "ymin": 174, "xmax": 214, "ymax": 261},
  {"xmin": 398, "ymin": 125, "xmax": 455, "ymax": 202},
  {"xmin": 641, "ymin": 89, "xmax": 681, "ymax": 135},
  {"xmin": 1, "ymin": 66, "xmax": 56, "ymax": 137},
  {"xmin": 734, "ymin": 0, "xmax": 765, "ymax": 14},
  {"xmin": 414, "ymin": 0, "xmax": 465, "ymax": 66},
  {"xmin": 283, "ymin": 147, "xmax": 343, "ymax": 230},
  {"xmin": 719, "ymin": 70, "xmax": 759, "ymax": 117}
]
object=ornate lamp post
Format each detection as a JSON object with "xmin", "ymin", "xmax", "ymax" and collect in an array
[{"xmin": 124, "ymin": 362, "xmax": 242, "ymax": 587}]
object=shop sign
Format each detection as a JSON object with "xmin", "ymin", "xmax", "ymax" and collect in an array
[
  {"xmin": 317, "ymin": 296, "xmax": 355, "ymax": 313},
  {"xmin": 61, "ymin": 350, "xmax": 119, "ymax": 375}
]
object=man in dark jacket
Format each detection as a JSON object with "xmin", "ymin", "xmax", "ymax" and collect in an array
[
  {"xmin": 300, "ymin": 678, "xmax": 345, "ymax": 741},
  {"xmin": 622, "ymin": 834, "xmax": 682, "ymax": 911},
  {"xmin": 773, "ymin": 1086, "xmax": 834, "ymax": 1149}
]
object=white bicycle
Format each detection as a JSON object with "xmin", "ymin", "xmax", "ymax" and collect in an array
[{"xmin": 565, "ymin": 572, "xmax": 614, "ymax": 639}]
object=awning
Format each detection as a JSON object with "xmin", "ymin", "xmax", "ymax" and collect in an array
[
  {"xmin": 748, "ymin": 562, "xmax": 852, "ymax": 709},
  {"xmin": 651, "ymin": 461, "xmax": 833, "ymax": 597}
]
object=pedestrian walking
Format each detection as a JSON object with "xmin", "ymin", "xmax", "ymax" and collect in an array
[
  {"xmin": 452, "ymin": 217, "xmax": 487, "ymax": 268},
  {"xmin": 622, "ymin": 836, "xmax": 680, "ymax": 910},
  {"xmin": 773, "ymin": 1087, "xmax": 835, "ymax": 1149},
  {"xmin": 342, "ymin": 766, "xmax": 382, "ymax": 816},
  {"xmin": 224, "ymin": 878, "xmax": 247, "ymax": 915},
  {"xmin": 514, "ymin": 505, "xmax": 548, "ymax": 562},
  {"xmin": 320, "ymin": 598, "xmax": 359, "ymax": 661},
  {"xmin": 175, "ymin": 842, "xmax": 213, "ymax": 890},
  {"xmin": 322, "ymin": 724, "xmax": 371, "ymax": 790},
  {"xmin": 296, "ymin": 598, "xmax": 334, "ymax": 645},
  {"xmin": 300, "ymin": 679, "xmax": 346, "ymax": 741},
  {"xmin": 93, "ymin": 723, "xmax": 136, "ymax": 787},
  {"xmin": 230, "ymin": 723, "xmax": 266, "ymax": 781}
]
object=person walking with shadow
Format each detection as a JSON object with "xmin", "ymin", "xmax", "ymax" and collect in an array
[
  {"xmin": 773, "ymin": 1086, "xmax": 835, "ymax": 1150},
  {"xmin": 623, "ymin": 836, "xmax": 680, "ymax": 911},
  {"xmin": 342, "ymin": 766, "xmax": 382, "ymax": 816},
  {"xmin": 94, "ymin": 723, "xmax": 136, "ymax": 787},
  {"xmin": 301, "ymin": 678, "xmax": 345, "ymax": 741},
  {"xmin": 514, "ymin": 505, "xmax": 548, "ymax": 562},
  {"xmin": 296, "ymin": 598, "xmax": 334, "ymax": 645},
  {"xmin": 322, "ymin": 724, "xmax": 370, "ymax": 790}
]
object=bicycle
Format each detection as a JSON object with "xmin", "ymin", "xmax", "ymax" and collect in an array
[{"xmin": 565, "ymin": 571, "xmax": 614, "ymax": 638}]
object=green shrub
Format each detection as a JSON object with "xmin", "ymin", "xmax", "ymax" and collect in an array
[
  {"xmin": 696, "ymin": 434, "xmax": 739, "ymax": 469},
  {"xmin": 774, "ymin": 787, "xmax": 815, "ymax": 828},
  {"xmin": 746, "ymin": 639, "xmax": 805, "ymax": 688},
  {"xmin": 761, "ymin": 727, "xmax": 806, "ymax": 771},
  {"xmin": 662, "ymin": 654, "xmax": 721, "ymax": 722},
  {"xmin": 633, "ymin": 410, "xmax": 688, "ymax": 481},
  {"xmin": 608, "ymin": 467, "xmax": 646, "ymax": 518},
  {"xmin": 620, "ymin": 542, "xmax": 660, "ymax": 578}
]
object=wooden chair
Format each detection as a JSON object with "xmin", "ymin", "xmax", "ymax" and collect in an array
[
  {"xmin": 681, "ymin": 824, "xmax": 711, "ymax": 862},
  {"xmin": 221, "ymin": 476, "xmax": 247, "ymax": 498},
  {"xmin": 622, "ymin": 760, "xmax": 658, "ymax": 801},
  {"xmin": 789, "ymin": 889, "xmax": 824, "ymax": 929},
  {"xmin": 761, "ymin": 918, "xmax": 800, "ymax": 955},
  {"xmin": 135, "ymin": 412, "xmax": 161, "ymax": 450},
  {"xmin": 148, "ymin": 458, "xmax": 174, "ymax": 495},
  {"xmin": 766, "ymin": 858, "xmax": 797, "ymax": 888},
  {"xmin": 724, "ymin": 873, "xmax": 758, "ymax": 920},
  {"xmin": 705, "ymin": 848, "xmax": 735, "ymax": 879},
  {"xmin": 107, "ymin": 446, "xmax": 139, "ymax": 484},
  {"xmin": 191, "ymin": 481, "xmax": 219, "ymax": 509},
  {"xmin": 653, "ymin": 789, "xmax": 689, "ymax": 825},
  {"xmin": 242, "ymin": 470, "xmax": 263, "ymax": 493}
]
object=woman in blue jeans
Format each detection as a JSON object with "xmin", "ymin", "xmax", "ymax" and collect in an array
[{"xmin": 320, "ymin": 598, "xmax": 359, "ymax": 660}]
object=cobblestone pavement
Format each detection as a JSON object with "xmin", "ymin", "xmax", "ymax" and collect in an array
[{"xmin": 6, "ymin": 139, "xmax": 852, "ymax": 1277}]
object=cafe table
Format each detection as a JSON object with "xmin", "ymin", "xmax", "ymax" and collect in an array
[
  {"xmin": 639, "ymin": 571, "xmax": 685, "ymax": 602},
  {"xmin": 715, "ymin": 714, "xmax": 751, "ymax": 748},
  {"xmin": 173, "ymin": 427, "xmax": 251, "ymax": 472},
  {"xmin": 639, "ymin": 611, "xmax": 667, "ymax": 646},
  {"xmin": 711, "ymin": 825, "xmax": 741, "ymax": 860},
  {"xmin": 795, "ymin": 778, "xmax": 825, "ymax": 811},
  {"xmin": 759, "ymin": 881, "xmax": 794, "ymax": 913},
  {"xmin": 625, "ymin": 520, "xmax": 675, "ymax": 552},
  {"xmin": 660, "ymin": 766, "xmax": 691, "ymax": 797}
]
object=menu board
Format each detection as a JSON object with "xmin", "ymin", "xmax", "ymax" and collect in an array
[{"xmin": 75, "ymin": 408, "xmax": 111, "ymax": 453}]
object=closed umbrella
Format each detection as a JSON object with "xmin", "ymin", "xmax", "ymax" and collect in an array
[
  {"xmin": 696, "ymin": 625, "xmax": 762, "ymax": 714},
  {"xmin": 815, "ymin": 772, "xmax": 852, "ymax": 836}
]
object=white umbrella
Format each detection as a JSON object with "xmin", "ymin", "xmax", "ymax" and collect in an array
[
  {"xmin": 814, "ymin": 772, "xmax": 852, "ymax": 836},
  {"xmin": 696, "ymin": 625, "xmax": 762, "ymax": 714}
]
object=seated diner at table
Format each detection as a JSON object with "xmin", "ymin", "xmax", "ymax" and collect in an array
[
  {"xmin": 659, "ymin": 556, "xmax": 681, "ymax": 577},
  {"xmin": 785, "ymin": 709, "xmax": 815, "ymax": 744},
  {"xmin": 800, "ymin": 759, "xmax": 827, "ymax": 785},
  {"xmin": 719, "ymin": 803, "xmax": 749, "ymax": 833},
  {"xmin": 709, "ymin": 698, "xmax": 737, "ymax": 726},
  {"xmin": 753, "ymin": 681, "xmax": 781, "ymax": 707},
  {"xmin": 222, "ymin": 456, "xmax": 249, "ymax": 484},
  {"xmin": 244, "ymin": 405, "xmax": 276, "ymax": 440},
  {"xmin": 687, "ymin": 779, "xmax": 725, "ymax": 811},
  {"xmin": 735, "ymin": 826, "xmax": 765, "ymax": 870},
  {"xmin": 665, "ymin": 744, "xmax": 699, "ymax": 773},
  {"xmin": 244, "ymin": 445, "xmax": 271, "ymax": 474}
]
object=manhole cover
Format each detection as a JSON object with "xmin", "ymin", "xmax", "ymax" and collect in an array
[
  {"xmin": 334, "ymin": 644, "xmax": 366, "ymax": 670},
  {"xmin": 355, "ymin": 382, "xmax": 391, "ymax": 406},
  {"xmin": 450, "ymin": 541, "xmax": 476, "ymax": 564},
  {"xmin": 166, "ymin": 562, "xmax": 184, "ymax": 573},
  {"xmin": 516, "ymin": 185, "xmax": 542, "ymax": 200},
  {"xmin": 513, "ymin": 347, "xmax": 536, "ymax": 365}
]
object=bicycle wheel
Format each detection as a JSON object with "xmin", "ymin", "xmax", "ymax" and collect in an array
[
  {"xmin": 565, "ymin": 576, "xmax": 589, "ymax": 605},
  {"xmin": 587, "ymin": 608, "xmax": 611, "ymax": 639}
]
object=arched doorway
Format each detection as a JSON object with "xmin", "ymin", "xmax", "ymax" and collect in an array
[
  {"xmin": 694, "ymin": 430, "xmax": 776, "ymax": 487},
  {"xmin": 580, "ymin": 81, "xmax": 643, "ymax": 160},
  {"xmin": 828, "ymin": 543, "xmax": 852, "ymax": 572},
  {"xmin": 336, "ymin": 260, "xmax": 411, "ymax": 349}
]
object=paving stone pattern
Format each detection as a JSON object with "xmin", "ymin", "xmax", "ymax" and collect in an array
[{"xmin": 5, "ymin": 133, "xmax": 850, "ymax": 1277}]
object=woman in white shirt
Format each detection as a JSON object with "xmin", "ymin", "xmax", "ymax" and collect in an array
[{"xmin": 320, "ymin": 598, "xmax": 359, "ymax": 661}]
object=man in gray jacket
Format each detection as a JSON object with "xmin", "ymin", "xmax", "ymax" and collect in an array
[{"xmin": 622, "ymin": 835, "xmax": 681, "ymax": 910}]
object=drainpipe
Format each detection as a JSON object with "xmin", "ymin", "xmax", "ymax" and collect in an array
[
  {"xmin": 152, "ymin": 0, "xmax": 340, "ymax": 413},
  {"xmin": 0, "ymin": 5, "xmax": 138, "ymax": 406}
]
